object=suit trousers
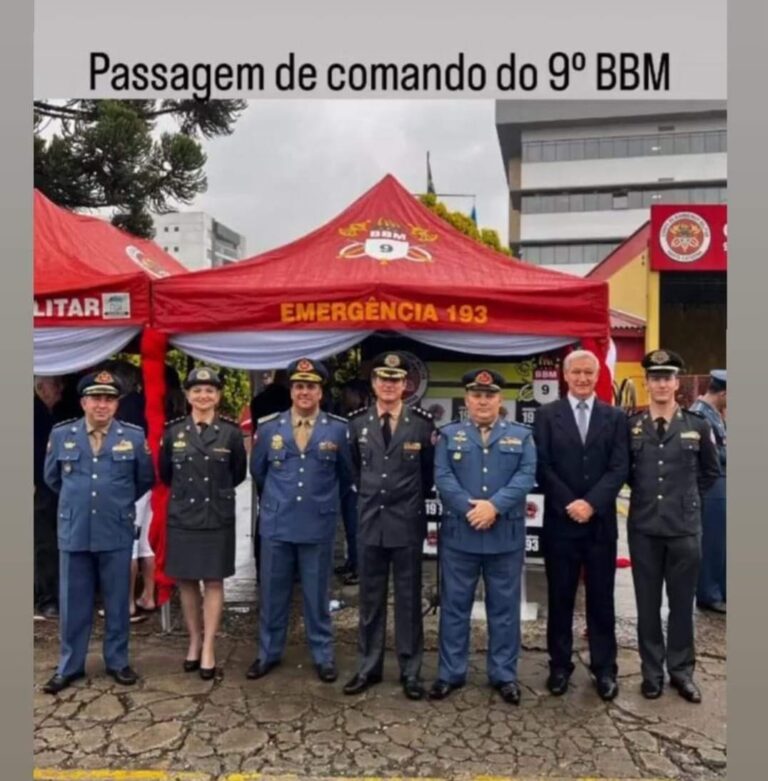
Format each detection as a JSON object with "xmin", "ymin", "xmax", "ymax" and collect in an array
[
  {"xmin": 34, "ymin": 485, "xmax": 59, "ymax": 610},
  {"xmin": 58, "ymin": 548, "xmax": 132, "ymax": 677},
  {"xmin": 259, "ymin": 538, "xmax": 334, "ymax": 666},
  {"xmin": 544, "ymin": 532, "xmax": 618, "ymax": 677},
  {"xmin": 356, "ymin": 543, "xmax": 423, "ymax": 679},
  {"xmin": 438, "ymin": 545, "xmax": 524, "ymax": 686},
  {"xmin": 628, "ymin": 531, "xmax": 701, "ymax": 684}
]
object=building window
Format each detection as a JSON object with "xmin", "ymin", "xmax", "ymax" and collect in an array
[
  {"xmin": 163, "ymin": 227, "xmax": 169, "ymax": 233},
  {"xmin": 173, "ymin": 246, "xmax": 179, "ymax": 252},
  {"xmin": 174, "ymin": 226, "xmax": 180, "ymax": 232},
  {"xmin": 613, "ymin": 192, "xmax": 629, "ymax": 210}
]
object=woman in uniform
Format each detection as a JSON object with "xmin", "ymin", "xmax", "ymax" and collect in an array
[{"xmin": 159, "ymin": 367, "xmax": 247, "ymax": 679}]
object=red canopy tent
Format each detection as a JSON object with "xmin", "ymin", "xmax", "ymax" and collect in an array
[
  {"xmin": 153, "ymin": 174, "xmax": 609, "ymax": 341},
  {"xmin": 34, "ymin": 190, "xmax": 190, "ymax": 605}
]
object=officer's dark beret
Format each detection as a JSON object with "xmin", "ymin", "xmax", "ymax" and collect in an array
[
  {"xmin": 462, "ymin": 368, "xmax": 505, "ymax": 392},
  {"xmin": 77, "ymin": 370, "xmax": 123, "ymax": 398},
  {"xmin": 184, "ymin": 367, "xmax": 222, "ymax": 389},
  {"xmin": 371, "ymin": 352, "xmax": 409, "ymax": 380},
  {"xmin": 641, "ymin": 349, "xmax": 685, "ymax": 375},
  {"xmin": 287, "ymin": 357, "xmax": 328, "ymax": 384},
  {"xmin": 710, "ymin": 369, "xmax": 727, "ymax": 391}
]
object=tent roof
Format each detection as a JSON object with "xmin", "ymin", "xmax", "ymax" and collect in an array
[
  {"xmin": 34, "ymin": 190, "xmax": 187, "ymax": 327},
  {"xmin": 153, "ymin": 174, "xmax": 609, "ymax": 340}
]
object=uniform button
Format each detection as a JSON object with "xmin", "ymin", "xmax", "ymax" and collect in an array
[
  {"xmin": 189, "ymin": 477, "xmax": 194, "ymax": 482},
  {"xmin": 384, "ymin": 456, "xmax": 389, "ymax": 461},
  {"xmin": 380, "ymin": 505, "xmax": 385, "ymax": 509},
  {"xmin": 657, "ymin": 494, "xmax": 663, "ymax": 500},
  {"xmin": 482, "ymin": 486, "xmax": 488, "ymax": 492},
  {"xmin": 659, "ymin": 444, "xmax": 664, "ymax": 449},
  {"xmin": 658, "ymin": 460, "xmax": 664, "ymax": 465},
  {"xmin": 92, "ymin": 509, "xmax": 96, "ymax": 514},
  {"xmin": 92, "ymin": 458, "xmax": 98, "ymax": 463},
  {"xmin": 382, "ymin": 474, "xmax": 387, "ymax": 478},
  {"xmin": 299, "ymin": 468, "xmax": 304, "ymax": 473},
  {"xmin": 297, "ymin": 496, "xmax": 302, "ymax": 502},
  {"xmin": 300, "ymin": 454, "xmax": 306, "ymax": 460},
  {"xmin": 483, "ymin": 449, "xmax": 489, "ymax": 455},
  {"xmin": 381, "ymin": 489, "xmax": 386, "ymax": 494},
  {"xmin": 659, "ymin": 477, "xmax": 664, "ymax": 482},
  {"xmin": 204, "ymin": 477, "xmax": 209, "ymax": 482},
  {"xmin": 204, "ymin": 456, "xmax": 210, "ymax": 461},
  {"xmin": 91, "ymin": 491, "xmax": 97, "ymax": 497},
  {"xmin": 298, "ymin": 482, "xmax": 303, "ymax": 487},
  {"xmin": 205, "ymin": 498, "xmax": 210, "ymax": 502},
  {"xmin": 190, "ymin": 498, "xmax": 195, "ymax": 503},
  {"xmin": 483, "ymin": 467, "xmax": 488, "ymax": 473}
]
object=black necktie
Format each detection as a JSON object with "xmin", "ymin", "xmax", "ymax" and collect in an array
[
  {"xmin": 655, "ymin": 417, "xmax": 666, "ymax": 438},
  {"xmin": 381, "ymin": 412, "xmax": 392, "ymax": 447},
  {"xmin": 198, "ymin": 422, "xmax": 208, "ymax": 435}
]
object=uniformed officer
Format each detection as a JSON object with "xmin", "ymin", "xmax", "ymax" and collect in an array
[
  {"xmin": 159, "ymin": 367, "xmax": 248, "ymax": 679},
  {"xmin": 690, "ymin": 370, "xmax": 727, "ymax": 613},
  {"xmin": 42, "ymin": 370, "xmax": 155, "ymax": 694},
  {"xmin": 342, "ymin": 352, "xmax": 436, "ymax": 700},
  {"xmin": 247, "ymin": 357, "xmax": 355, "ymax": 683},
  {"xmin": 627, "ymin": 350, "xmax": 720, "ymax": 703},
  {"xmin": 429, "ymin": 369, "xmax": 537, "ymax": 705}
]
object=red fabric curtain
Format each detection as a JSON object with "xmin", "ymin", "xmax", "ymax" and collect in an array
[
  {"xmin": 140, "ymin": 327, "xmax": 175, "ymax": 606},
  {"xmin": 577, "ymin": 337, "xmax": 614, "ymax": 404}
]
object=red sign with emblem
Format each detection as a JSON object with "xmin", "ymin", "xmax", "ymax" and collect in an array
[{"xmin": 650, "ymin": 204, "xmax": 727, "ymax": 272}]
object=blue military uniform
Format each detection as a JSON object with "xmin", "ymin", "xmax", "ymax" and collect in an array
[
  {"xmin": 43, "ymin": 372, "xmax": 154, "ymax": 682},
  {"xmin": 690, "ymin": 370, "xmax": 727, "ymax": 609},
  {"xmin": 433, "ymin": 370, "xmax": 537, "ymax": 690},
  {"xmin": 249, "ymin": 359, "xmax": 355, "ymax": 672}
]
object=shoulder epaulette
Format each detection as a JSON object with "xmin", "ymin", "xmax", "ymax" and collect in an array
[
  {"xmin": 628, "ymin": 410, "xmax": 645, "ymax": 421},
  {"xmin": 684, "ymin": 408, "xmax": 706, "ymax": 419},
  {"xmin": 441, "ymin": 418, "xmax": 463, "ymax": 428},
  {"xmin": 410, "ymin": 406, "xmax": 434, "ymax": 422},
  {"xmin": 52, "ymin": 418, "xmax": 78, "ymax": 429},
  {"xmin": 218, "ymin": 415, "xmax": 240, "ymax": 427},
  {"xmin": 326, "ymin": 412, "xmax": 349, "ymax": 424},
  {"xmin": 513, "ymin": 420, "xmax": 533, "ymax": 430},
  {"xmin": 347, "ymin": 407, "xmax": 369, "ymax": 420},
  {"xmin": 257, "ymin": 412, "xmax": 280, "ymax": 425},
  {"xmin": 164, "ymin": 416, "xmax": 186, "ymax": 428},
  {"xmin": 118, "ymin": 420, "xmax": 144, "ymax": 431}
]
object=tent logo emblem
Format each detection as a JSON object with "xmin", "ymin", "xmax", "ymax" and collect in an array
[
  {"xmin": 102, "ymin": 293, "xmax": 131, "ymax": 319},
  {"xmin": 125, "ymin": 245, "xmax": 172, "ymax": 278},
  {"xmin": 338, "ymin": 219, "xmax": 437, "ymax": 265},
  {"xmin": 659, "ymin": 212, "xmax": 711, "ymax": 263}
]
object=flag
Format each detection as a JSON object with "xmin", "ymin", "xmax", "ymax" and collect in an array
[
  {"xmin": 470, "ymin": 204, "xmax": 478, "ymax": 225},
  {"xmin": 426, "ymin": 152, "xmax": 435, "ymax": 195}
]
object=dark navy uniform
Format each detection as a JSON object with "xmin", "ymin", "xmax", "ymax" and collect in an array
[
  {"xmin": 434, "ymin": 370, "xmax": 537, "ymax": 689},
  {"xmin": 690, "ymin": 370, "xmax": 727, "ymax": 609},
  {"xmin": 43, "ymin": 371, "xmax": 155, "ymax": 681},
  {"xmin": 250, "ymin": 359, "xmax": 355, "ymax": 670},
  {"xmin": 627, "ymin": 351, "xmax": 720, "ymax": 692},
  {"xmin": 346, "ymin": 354, "xmax": 436, "ymax": 687},
  {"xmin": 159, "ymin": 412, "xmax": 247, "ymax": 580}
]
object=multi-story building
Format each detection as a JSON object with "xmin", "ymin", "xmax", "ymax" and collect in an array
[
  {"xmin": 495, "ymin": 100, "xmax": 727, "ymax": 275},
  {"xmin": 151, "ymin": 212, "xmax": 246, "ymax": 271}
]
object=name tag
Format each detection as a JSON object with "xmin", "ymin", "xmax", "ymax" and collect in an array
[
  {"xmin": 64, "ymin": 441, "xmax": 76, "ymax": 450},
  {"xmin": 319, "ymin": 441, "xmax": 339, "ymax": 451},
  {"xmin": 173, "ymin": 440, "xmax": 187, "ymax": 450},
  {"xmin": 403, "ymin": 441, "xmax": 422, "ymax": 451},
  {"xmin": 112, "ymin": 440, "xmax": 134, "ymax": 452},
  {"xmin": 680, "ymin": 431, "xmax": 701, "ymax": 440},
  {"xmin": 500, "ymin": 437, "xmax": 522, "ymax": 446},
  {"xmin": 212, "ymin": 447, "xmax": 231, "ymax": 453},
  {"xmin": 271, "ymin": 435, "xmax": 285, "ymax": 450}
]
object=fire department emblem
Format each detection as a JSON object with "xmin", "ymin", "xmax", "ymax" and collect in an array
[
  {"xmin": 297, "ymin": 359, "xmax": 313, "ymax": 372},
  {"xmin": 125, "ymin": 245, "xmax": 172, "ymax": 278},
  {"xmin": 659, "ymin": 212, "xmax": 712, "ymax": 263},
  {"xmin": 338, "ymin": 218, "xmax": 437, "ymax": 265},
  {"xmin": 476, "ymin": 371, "xmax": 493, "ymax": 386}
]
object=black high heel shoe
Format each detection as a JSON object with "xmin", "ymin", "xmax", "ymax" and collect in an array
[
  {"xmin": 199, "ymin": 666, "xmax": 218, "ymax": 681},
  {"xmin": 183, "ymin": 658, "xmax": 201, "ymax": 673}
]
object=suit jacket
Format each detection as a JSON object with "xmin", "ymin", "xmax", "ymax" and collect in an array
[
  {"xmin": 44, "ymin": 417, "xmax": 155, "ymax": 552},
  {"xmin": 534, "ymin": 397, "xmax": 629, "ymax": 542},
  {"xmin": 434, "ymin": 418, "xmax": 536, "ymax": 555},
  {"xmin": 250, "ymin": 410, "xmax": 355, "ymax": 544},
  {"xmin": 348, "ymin": 404, "xmax": 435, "ymax": 548},
  {"xmin": 159, "ymin": 414, "xmax": 247, "ymax": 532}
]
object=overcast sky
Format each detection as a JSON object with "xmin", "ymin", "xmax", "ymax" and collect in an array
[{"xmin": 187, "ymin": 100, "xmax": 509, "ymax": 257}]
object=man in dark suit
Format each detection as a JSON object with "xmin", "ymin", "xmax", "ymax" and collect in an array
[
  {"xmin": 534, "ymin": 349, "xmax": 629, "ymax": 701},
  {"xmin": 343, "ymin": 353, "xmax": 435, "ymax": 700}
]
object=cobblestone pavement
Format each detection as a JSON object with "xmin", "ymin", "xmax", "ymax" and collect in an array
[{"xmin": 34, "ymin": 485, "xmax": 726, "ymax": 780}]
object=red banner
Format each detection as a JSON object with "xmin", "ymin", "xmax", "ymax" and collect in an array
[{"xmin": 650, "ymin": 204, "xmax": 727, "ymax": 272}]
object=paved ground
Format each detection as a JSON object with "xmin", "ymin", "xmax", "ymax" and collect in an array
[{"xmin": 34, "ymin": 482, "xmax": 727, "ymax": 781}]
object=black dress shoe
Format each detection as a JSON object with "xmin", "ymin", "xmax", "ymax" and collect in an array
[
  {"xmin": 183, "ymin": 658, "xmax": 201, "ymax": 673},
  {"xmin": 596, "ymin": 676, "xmax": 619, "ymax": 701},
  {"xmin": 334, "ymin": 562, "xmax": 354, "ymax": 576},
  {"xmin": 342, "ymin": 571, "xmax": 360, "ymax": 586},
  {"xmin": 496, "ymin": 681, "xmax": 521, "ymax": 705},
  {"xmin": 670, "ymin": 677, "xmax": 702, "ymax": 703},
  {"xmin": 546, "ymin": 671, "xmax": 570, "ymax": 696},
  {"xmin": 343, "ymin": 672, "xmax": 382, "ymax": 695},
  {"xmin": 41, "ymin": 671, "xmax": 85, "ymax": 695},
  {"xmin": 316, "ymin": 662, "xmax": 338, "ymax": 683},
  {"xmin": 402, "ymin": 677, "xmax": 425, "ymax": 700},
  {"xmin": 106, "ymin": 666, "xmax": 138, "ymax": 686},
  {"xmin": 428, "ymin": 679, "xmax": 464, "ymax": 700},
  {"xmin": 698, "ymin": 601, "xmax": 727, "ymax": 614},
  {"xmin": 246, "ymin": 658, "xmax": 279, "ymax": 680},
  {"xmin": 199, "ymin": 666, "xmax": 218, "ymax": 681},
  {"xmin": 641, "ymin": 679, "xmax": 663, "ymax": 699}
]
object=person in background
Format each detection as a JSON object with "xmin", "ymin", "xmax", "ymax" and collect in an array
[
  {"xmin": 533, "ymin": 349, "xmax": 629, "ymax": 701},
  {"xmin": 627, "ymin": 350, "xmax": 720, "ymax": 704},
  {"xmin": 159, "ymin": 367, "xmax": 248, "ymax": 680},
  {"xmin": 690, "ymin": 370, "xmax": 727, "ymax": 614},
  {"xmin": 34, "ymin": 375, "xmax": 65, "ymax": 620},
  {"xmin": 42, "ymin": 370, "xmax": 154, "ymax": 694}
]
